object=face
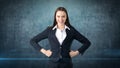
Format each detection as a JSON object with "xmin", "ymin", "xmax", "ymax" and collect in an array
[{"xmin": 56, "ymin": 11, "xmax": 67, "ymax": 25}]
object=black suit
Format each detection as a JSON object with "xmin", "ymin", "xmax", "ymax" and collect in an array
[{"xmin": 30, "ymin": 26, "xmax": 91, "ymax": 68}]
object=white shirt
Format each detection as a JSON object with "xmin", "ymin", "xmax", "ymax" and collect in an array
[{"xmin": 52, "ymin": 25, "xmax": 70, "ymax": 45}]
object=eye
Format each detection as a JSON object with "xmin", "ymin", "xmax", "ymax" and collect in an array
[
  {"xmin": 62, "ymin": 16, "xmax": 65, "ymax": 18},
  {"xmin": 57, "ymin": 16, "xmax": 60, "ymax": 18}
]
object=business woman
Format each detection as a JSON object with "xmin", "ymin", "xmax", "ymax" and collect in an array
[{"xmin": 30, "ymin": 7, "xmax": 91, "ymax": 68}]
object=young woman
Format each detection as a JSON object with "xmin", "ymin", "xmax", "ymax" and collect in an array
[{"xmin": 30, "ymin": 7, "xmax": 91, "ymax": 68}]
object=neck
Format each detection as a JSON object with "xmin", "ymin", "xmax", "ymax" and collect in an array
[{"xmin": 57, "ymin": 24, "xmax": 65, "ymax": 30}]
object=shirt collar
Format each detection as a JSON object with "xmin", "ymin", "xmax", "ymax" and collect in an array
[{"xmin": 52, "ymin": 25, "xmax": 70, "ymax": 30}]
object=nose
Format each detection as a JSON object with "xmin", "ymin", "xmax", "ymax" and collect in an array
[
  {"xmin": 59, "ymin": 17, "xmax": 63, "ymax": 22},
  {"xmin": 59, "ymin": 17, "xmax": 63, "ymax": 20}
]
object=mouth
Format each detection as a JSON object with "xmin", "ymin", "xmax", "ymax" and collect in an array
[{"xmin": 59, "ymin": 21, "xmax": 65, "ymax": 23}]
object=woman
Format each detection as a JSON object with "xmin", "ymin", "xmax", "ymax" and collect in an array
[{"xmin": 30, "ymin": 7, "xmax": 91, "ymax": 68}]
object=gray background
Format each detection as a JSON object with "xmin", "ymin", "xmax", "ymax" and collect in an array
[{"xmin": 0, "ymin": 0, "xmax": 120, "ymax": 68}]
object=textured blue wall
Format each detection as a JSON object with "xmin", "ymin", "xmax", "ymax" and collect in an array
[{"xmin": 0, "ymin": 0, "xmax": 120, "ymax": 68}]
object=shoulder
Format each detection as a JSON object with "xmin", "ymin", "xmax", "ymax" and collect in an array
[
  {"xmin": 69, "ymin": 25, "xmax": 77, "ymax": 31},
  {"xmin": 69, "ymin": 26, "xmax": 81, "ymax": 35},
  {"xmin": 44, "ymin": 26, "xmax": 53, "ymax": 32},
  {"xmin": 46, "ymin": 26, "xmax": 53, "ymax": 30}
]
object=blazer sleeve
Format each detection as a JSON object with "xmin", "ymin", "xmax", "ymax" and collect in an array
[
  {"xmin": 73, "ymin": 28, "xmax": 91, "ymax": 55},
  {"xmin": 30, "ymin": 27, "xmax": 50, "ymax": 51}
]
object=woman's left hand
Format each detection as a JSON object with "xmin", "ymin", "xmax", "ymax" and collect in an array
[{"xmin": 69, "ymin": 50, "xmax": 79, "ymax": 58}]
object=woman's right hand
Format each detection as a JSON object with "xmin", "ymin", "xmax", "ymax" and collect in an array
[{"xmin": 40, "ymin": 49, "xmax": 52, "ymax": 57}]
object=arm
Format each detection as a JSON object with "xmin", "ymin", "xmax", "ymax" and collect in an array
[
  {"xmin": 30, "ymin": 27, "xmax": 49, "ymax": 52},
  {"xmin": 30, "ymin": 27, "xmax": 52, "ymax": 57},
  {"xmin": 74, "ymin": 28, "xmax": 91, "ymax": 55}
]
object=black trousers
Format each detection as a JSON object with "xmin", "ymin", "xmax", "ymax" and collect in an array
[{"xmin": 47, "ymin": 59, "xmax": 73, "ymax": 68}]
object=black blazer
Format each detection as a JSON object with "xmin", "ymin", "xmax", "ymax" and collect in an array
[{"xmin": 30, "ymin": 26, "xmax": 91, "ymax": 62}]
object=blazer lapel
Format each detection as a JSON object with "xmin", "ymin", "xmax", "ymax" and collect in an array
[
  {"xmin": 61, "ymin": 29, "xmax": 71, "ymax": 45},
  {"xmin": 52, "ymin": 29, "xmax": 61, "ymax": 46},
  {"xmin": 51, "ymin": 28, "xmax": 71, "ymax": 46}
]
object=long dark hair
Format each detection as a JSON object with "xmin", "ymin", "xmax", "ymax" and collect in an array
[{"xmin": 52, "ymin": 7, "xmax": 71, "ymax": 27}]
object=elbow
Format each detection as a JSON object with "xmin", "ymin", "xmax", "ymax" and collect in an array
[
  {"xmin": 84, "ymin": 40, "xmax": 91, "ymax": 47},
  {"xmin": 87, "ymin": 40, "xmax": 91, "ymax": 47},
  {"xmin": 88, "ymin": 40, "xmax": 91, "ymax": 45},
  {"xmin": 30, "ymin": 38, "xmax": 36, "ymax": 46}
]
